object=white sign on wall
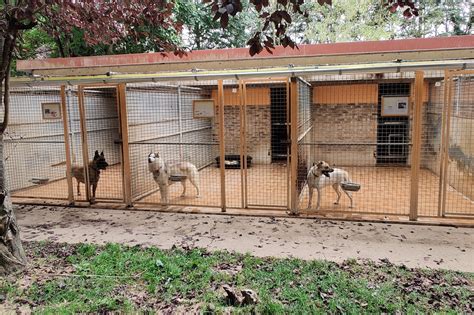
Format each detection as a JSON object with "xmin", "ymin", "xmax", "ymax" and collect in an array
[
  {"xmin": 381, "ymin": 96, "xmax": 410, "ymax": 117},
  {"xmin": 193, "ymin": 99, "xmax": 215, "ymax": 118},
  {"xmin": 41, "ymin": 102, "xmax": 62, "ymax": 119}
]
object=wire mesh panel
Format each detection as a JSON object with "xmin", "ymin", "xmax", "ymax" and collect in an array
[
  {"xmin": 296, "ymin": 78, "xmax": 312, "ymax": 200},
  {"xmin": 215, "ymin": 82, "xmax": 244, "ymax": 208},
  {"xmin": 444, "ymin": 72, "xmax": 474, "ymax": 216},
  {"xmin": 298, "ymin": 73, "xmax": 416, "ymax": 215},
  {"xmin": 5, "ymin": 86, "xmax": 69, "ymax": 200},
  {"xmin": 419, "ymin": 73, "xmax": 444, "ymax": 217},
  {"xmin": 127, "ymin": 82, "xmax": 220, "ymax": 207},
  {"xmin": 243, "ymin": 80, "xmax": 289, "ymax": 209},
  {"xmin": 78, "ymin": 87, "xmax": 123, "ymax": 202}
]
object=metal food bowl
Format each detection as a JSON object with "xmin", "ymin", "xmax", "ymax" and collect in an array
[
  {"xmin": 341, "ymin": 182, "xmax": 361, "ymax": 192},
  {"xmin": 30, "ymin": 177, "xmax": 50, "ymax": 185}
]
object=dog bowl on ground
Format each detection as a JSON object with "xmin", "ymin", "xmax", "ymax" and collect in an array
[
  {"xmin": 341, "ymin": 182, "xmax": 361, "ymax": 192},
  {"xmin": 29, "ymin": 177, "xmax": 50, "ymax": 185},
  {"xmin": 215, "ymin": 155, "xmax": 253, "ymax": 169},
  {"xmin": 169, "ymin": 175, "xmax": 187, "ymax": 182}
]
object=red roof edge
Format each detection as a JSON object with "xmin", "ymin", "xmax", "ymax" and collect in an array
[{"xmin": 17, "ymin": 35, "xmax": 474, "ymax": 71}]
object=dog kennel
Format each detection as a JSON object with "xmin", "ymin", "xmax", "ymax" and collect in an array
[{"xmin": 6, "ymin": 37, "xmax": 474, "ymax": 224}]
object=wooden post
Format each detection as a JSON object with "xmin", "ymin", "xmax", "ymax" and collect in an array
[
  {"xmin": 441, "ymin": 71, "xmax": 454, "ymax": 217},
  {"xmin": 77, "ymin": 86, "xmax": 91, "ymax": 202},
  {"xmin": 118, "ymin": 84, "xmax": 132, "ymax": 207},
  {"xmin": 437, "ymin": 70, "xmax": 450, "ymax": 216},
  {"xmin": 60, "ymin": 85, "xmax": 74, "ymax": 204},
  {"xmin": 286, "ymin": 79, "xmax": 291, "ymax": 210},
  {"xmin": 217, "ymin": 80, "xmax": 226, "ymax": 212},
  {"xmin": 409, "ymin": 71, "xmax": 424, "ymax": 221},
  {"xmin": 290, "ymin": 77, "xmax": 299, "ymax": 214}
]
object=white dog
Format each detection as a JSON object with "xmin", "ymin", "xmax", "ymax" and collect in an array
[
  {"xmin": 148, "ymin": 152, "xmax": 201, "ymax": 204},
  {"xmin": 307, "ymin": 161, "xmax": 354, "ymax": 210}
]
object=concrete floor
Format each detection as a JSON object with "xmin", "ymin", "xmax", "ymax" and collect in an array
[{"xmin": 13, "ymin": 164, "xmax": 474, "ymax": 218}]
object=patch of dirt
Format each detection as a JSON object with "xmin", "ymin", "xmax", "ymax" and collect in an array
[{"xmin": 15, "ymin": 205, "xmax": 474, "ymax": 272}]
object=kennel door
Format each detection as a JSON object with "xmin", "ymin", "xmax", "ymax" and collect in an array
[
  {"xmin": 77, "ymin": 85, "xmax": 125, "ymax": 203},
  {"xmin": 241, "ymin": 79, "xmax": 290, "ymax": 209}
]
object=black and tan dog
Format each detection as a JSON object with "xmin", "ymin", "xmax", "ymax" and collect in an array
[{"xmin": 71, "ymin": 150, "xmax": 109, "ymax": 203}]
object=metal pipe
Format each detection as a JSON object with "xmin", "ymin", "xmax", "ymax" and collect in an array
[
  {"xmin": 10, "ymin": 60, "xmax": 474, "ymax": 87},
  {"xmin": 65, "ymin": 87, "xmax": 76, "ymax": 163},
  {"xmin": 177, "ymin": 85, "xmax": 184, "ymax": 159}
]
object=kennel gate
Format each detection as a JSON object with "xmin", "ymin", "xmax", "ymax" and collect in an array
[{"xmin": 74, "ymin": 84, "xmax": 129, "ymax": 204}]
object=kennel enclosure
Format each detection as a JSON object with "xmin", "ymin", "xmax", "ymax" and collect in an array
[{"xmin": 6, "ymin": 36, "xmax": 474, "ymax": 224}]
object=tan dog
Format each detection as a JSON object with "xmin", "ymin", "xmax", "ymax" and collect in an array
[
  {"xmin": 71, "ymin": 150, "xmax": 109, "ymax": 203},
  {"xmin": 307, "ymin": 161, "xmax": 353, "ymax": 210},
  {"xmin": 148, "ymin": 152, "xmax": 200, "ymax": 204}
]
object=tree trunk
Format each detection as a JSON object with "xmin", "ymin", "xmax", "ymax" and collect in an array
[
  {"xmin": 0, "ymin": 35, "xmax": 28, "ymax": 276},
  {"xmin": 0, "ymin": 145, "xmax": 27, "ymax": 275}
]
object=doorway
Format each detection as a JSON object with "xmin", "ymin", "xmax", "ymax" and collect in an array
[{"xmin": 270, "ymin": 87, "xmax": 289, "ymax": 162}]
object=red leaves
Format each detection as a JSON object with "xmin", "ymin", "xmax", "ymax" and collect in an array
[
  {"xmin": 35, "ymin": 0, "xmax": 182, "ymax": 53},
  {"xmin": 385, "ymin": 0, "xmax": 419, "ymax": 17},
  {"xmin": 209, "ymin": 0, "xmax": 243, "ymax": 29},
  {"xmin": 209, "ymin": 0, "xmax": 306, "ymax": 56},
  {"xmin": 317, "ymin": 0, "xmax": 332, "ymax": 5}
]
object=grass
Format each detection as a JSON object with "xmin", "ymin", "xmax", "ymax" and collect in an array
[{"xmin": 1, "ymin": 241, "xmax": 473, "ymax": 314}]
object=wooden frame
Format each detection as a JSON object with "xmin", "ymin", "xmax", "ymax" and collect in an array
[
  {"xmin": 409, "ymin": 71, "xmax": 424, "ymax": 221},
  {"xmin": 77, "ymin": 83, "xmax": 126, "ymax": 204},
  {"xmin": 290, "ymin": 77, "xmax": 299, "ymax": 214},
  {"xmin": 240, "ymin": 77, "xmax": 291, "ymax": 210},
  {"xmin": 381, "ymin": 95, "xmax": 410, "ymax": 117},
  {"xmin": 439, "ymin": 69, "xmax": 473, "ymax": 217},
  {"xmin": 438, "ymin": 70, "xmax": 450, "ymax": 217},
  {"xmin": 441, "ymin": 71, "xmax": 454, "ymax": 217},
  {"xmin": 77, "ymin": 85, "xmax": 91, "ymax": 202},
  {"xmin": 118, "ymin": 83, "xmax": 132, "ymax": 206},
  {"xmin": 193, "ymin": 99, "xmax": 215, "ymax": 118},
  {"xmin": 60, "ymin": 86, "xmax": 74, "ymax": 204}
]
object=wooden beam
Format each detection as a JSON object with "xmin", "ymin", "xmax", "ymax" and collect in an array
[
  {"xmin": 22, "ymin": 49, "xmax": 474, "ymax": 77},
  {"xmin": 77, "ymin": 85, "xmax": 91, "ymax": 202},
  {"xmin": 409, "ymin": 71, "xmax": 424, "ymax": 221},
  {"xmin": 217, "ymin": 80, "xmax": 226, "ymax": 212},
  {"xmin": 290, "ymin": 77, "xmax": 299, "ymax": 214},
  {"xmin": 118, "ymin": 84, "xmax": 132, "ymax": 207},
  {"xmin": 60, "ymin": 85, "xmax": 74, "ymax": 204}
]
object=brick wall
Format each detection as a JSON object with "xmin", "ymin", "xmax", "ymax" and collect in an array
[
  {"xmin": 213, "ymin": 105, "xmax": 271, "ymax": 164},
  {"xmin": 310, "ymin": 103, "xmax": 378, "ymax": 166}
]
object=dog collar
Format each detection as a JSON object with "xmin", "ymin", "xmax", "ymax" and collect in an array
[{"xmin": 311, "ymin": 169, "xmax": 320, "ymax": 177}]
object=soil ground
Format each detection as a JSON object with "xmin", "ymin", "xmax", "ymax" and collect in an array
[{"xmin": 15, "ymin": 204, "xmax": 474, "ymax": 272}]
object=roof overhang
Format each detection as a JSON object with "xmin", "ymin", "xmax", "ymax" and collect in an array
[
  {"xmin": 16, "ymin": 35, "xmax": 474, "ymax": 77},
  {"xmin": 11, "ymin": 59, "xmax": 474, "ymax": 87}
]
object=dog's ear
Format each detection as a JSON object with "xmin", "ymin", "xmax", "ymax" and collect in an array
[
  {"xmin": 312, "ymin": 162, "xmax": 316, "ymax": 167},
  {"xmin": 94, "ymin": 150, "xmax": 100, "ymax": 159},
  {"xmin": 100, "ymin": 151, "xmax": 104, "ymax": 156},
  {"xmin": 317, "ymin": 161, "xmax": 323, "ymax": 167}
]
